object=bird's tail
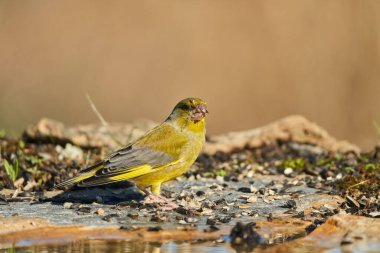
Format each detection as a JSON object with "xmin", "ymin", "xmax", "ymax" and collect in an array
[{"xmin": 53, "ymin": 164, "xmax": 103, "ymax": 189}]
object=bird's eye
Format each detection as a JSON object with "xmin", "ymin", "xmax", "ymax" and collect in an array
[{"xmin": 181, "ymin": 104, "xmax": 190, "ymax": 110}]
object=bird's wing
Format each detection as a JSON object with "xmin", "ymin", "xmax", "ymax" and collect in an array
[
  {"xmin": 75, "ymin": 123, "xmax": 188, "ymax": 187},
  {"xmin": 54, "ymin": 123, "xmax": 188, "ymax": 188}
]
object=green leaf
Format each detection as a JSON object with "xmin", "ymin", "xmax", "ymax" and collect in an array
[{"xmin": 2, "ymin": 159, "xmax": 19, "ymax": 181}]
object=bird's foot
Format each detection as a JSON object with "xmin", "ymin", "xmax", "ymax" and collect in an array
[{"xmin": 142, "ymin": 193, "xmax": 178, "ymax": 211}]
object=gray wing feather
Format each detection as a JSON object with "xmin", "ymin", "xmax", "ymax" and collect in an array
[{"xmin": 94, "ymin": 145, "xmax": 174, "ymax": 177}]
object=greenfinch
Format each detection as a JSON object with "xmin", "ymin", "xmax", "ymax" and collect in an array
[{"xmin": 55, "ymin": 98, "xmax": 208, "ymax": 201}]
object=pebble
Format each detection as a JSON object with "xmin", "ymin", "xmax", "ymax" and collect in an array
[
  {"xmin": 77, "ymin": 206, "xmax": 91, "ymax": 213},
  {"xmin": 97, "ymin": 208, "xmax": 105, "ymax": 216},
  {"xmin": 150, "ymin": 213, "xmax": 167, "ymax": 222},
  {"xmin": 185, "ymin": 217, "xmax": 198, "ymax": 223},
  {"xmin": 195, "ymin": 191, "xmax": 205, "ymax": 197},
  {"xmin": 284, "ymin": 168, "xmax": 293, "ymax": 175},
  {"xmin": 127, "ymin": 212, "xmax": 139, "ymax": 220},
  {"xmin": 247, "ymin": 196, "xmax": 257, "ymax": 203},
  {"xmin": 218, "ymin": 216, "xmax": 232, "ymax": 223},
  {"xmin": 206, "ymin": 218, "xmax": 217, "ymax": 225},
  {"xmin": 238, "ymin": 187, "xmax": 252, "ymax": 193},
  {"xmin": 368, "ymin": 211, "xmax": 380, "ymax": 218},
  {"xmin": 238, "ymin": 204, "xmax": 250, "ymax": 209},
  {"xmin": 147, "ymin": 226, "xmax": 162, "ymax": 232},
  {"xmin": 63, "ymin": 202, "xmax": 73, "ymax": 209},
  {"xmin": 346, "ymin": 196, "xmax": 360, "ymax": 209},
  {"xmin": 102, "ymin": 214, "xmax": 119, "ymax": 222},
  {"xmin": 285, "ymin": 199, "xmax": 297, "ymax": 209}
]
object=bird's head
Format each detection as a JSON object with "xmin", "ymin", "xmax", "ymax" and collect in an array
[{"xmin": 168, "ymin": 98, "xmax": 208, "ymax": 125}]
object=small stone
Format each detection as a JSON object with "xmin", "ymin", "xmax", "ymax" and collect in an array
[
  {"xmin": 239, "ymin": 204, "xmax": 250, "ymax": 209},
  {"xmin": 102, "ymin": 214, "xmax": 119, "ymax": 222},
  {"xmin": 97, "ymin": 208, "xmax": 105, "ymax": 216},
  {"xmin": 150, "ymin": 213, "xmax": 167, "ymax": 222},
  {"xmin": 176, "ymin": 206, "xmax": 193, "ymax": 216},
  {"xmin": 185, "ymin": 217, "xmax": 198, "ymax": 223},
  {"xmin": 77, "ymin": 206, "xmax": 91, "ymax": 213},
  {"xmin": 63, "ymin": 202, "xmax": 73, "ymax": 209},
  {"xmin": 247, "ymin": 196, "xmax": 257, "ymax": 203},
  {"xmin": 284, "ymin": 168, "xmax": 293, "ymax": 175},
  {"xmin": 120, "ymin": 225, "xmax": 139, "ymax": 231},
  {"xmin": 216, "ymin": 238, "xmax": 225, "ymax": 243},
  {"xmin": 147, "ymin": 226, "xmax": 162, "ymax": 232},
  {"xmin": 218, "ymin": 216, "xmax": 232, "ymax": 223},
  {"xmin": 127, "ymin": 212, "xmax": 139, "ymax": 220},
  {"xmin": 285, "ymin": 199, "xmax": 297, "ymax": 209},
  {"xmin": 346, "ymin": 196, "xmax": 360, "ymax": 209},
  {"xmin": 368, "ymin": 211, "xmax": 380, "ymax": 218},
  {"xmin": 206, "ymin": 218, "xmax": 217, "ymax": 225},
  {"xmin": 250, "ymin": 186, "xmax": 258, "ymax": 193},
  {"xmin": 196, "ymin": 191, "xmax": 205, "ymax": 197},
  {"xmin": 238, "ymin": 187, "xmax": 252, "ymax": 193}
]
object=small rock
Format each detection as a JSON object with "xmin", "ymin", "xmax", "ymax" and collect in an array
[
  {"xmin": 102, "ymin": 213, "xmax": 119, "ymax": 222},
  {"xmin": 285, "ymin": 199, "xmax": 297, "ymax": 209},
  {"xmin": 284, "ymin": 168, "xmax": 293, "ymax": 175},
  {"xmin": 77, "ymin": 206, "xmax": 91, "ymax": 213},
  {"xmin": 147, "ymin": 226, "xmax": 162, "ymax": 232},
  {"xmin": 346, "ymin": 196, "xmax": 360, "ymax": 209},
  {"xmin": 206, "ymin": 218, "xmax": 217, "ymax": 225},
  {"xmin": 368, "ymin": 211, "xmax": 380, "ymax": 218},
  {"xmin": 127, "ymin": 212, "xmax": 139, "ymax": 220},
  {"xmin": 63, "ymin": 202, "xmax": 73, "ymax": 209},
  {"xmin": 238, "ymin": 187, "xmax": 251, "ymax": 193},
  {"xmin": 150, "ymin": 213, "xmax": 167, "ymax": 222},
  {"xmin": 176, "ymin": 206, "xmax": 193, "ymax": 216},
  {"xmin": 247, "ymin": 196, "xmax": 257, "ymax": 203},
  {"xmin": 185, "ymin": 217, "xmax": 198, "ymax": 223},
  {"xmin": 239, "ymin": 204, "xmax": 250, "ymax": 209},
  {"xmin": 96, "ymin": 208, "xmax": 105, "ymax": 216},
  {"xmin": 120, "ymin": 225, "xmax": 139, "ymax": 231},
  {"xmin": 218, "ymin": 216, "xmax": 232, "ymax": 223},
  {"xmin": 196, "ymin": 191, "xmax": 205, "ymax": 197},
  {"xmin": 56, "ymin": 143, "xmax": 83, "ymax": 161}
]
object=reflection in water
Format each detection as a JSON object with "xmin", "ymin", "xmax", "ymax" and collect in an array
[{"xmin": 2, "ymin": 240, "xmax": 234, "ymax": 253}]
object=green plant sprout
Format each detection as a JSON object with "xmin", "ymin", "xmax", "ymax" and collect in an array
[{"xmin": 3, "ymin": 159, "xmax": 19, "ymax": 181}]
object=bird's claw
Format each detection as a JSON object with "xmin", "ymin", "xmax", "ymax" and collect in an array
[{"xmin": 141, "ymin": 193, "xmax": 179, "ymax": 211}]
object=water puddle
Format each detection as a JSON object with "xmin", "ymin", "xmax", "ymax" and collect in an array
[{"xmin": 1, "ymin": 240, "xmax": 235, "ymax": 253}]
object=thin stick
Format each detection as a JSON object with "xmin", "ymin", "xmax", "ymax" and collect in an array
[
  {"xmin": 348, "ymin": 180, "xmax": 369, "ymax": 189},
  {"xmin": 86, "ymin": 93, "xmax": 109, "ymax": 128},
  {"xmin": 85, "ymin": 93, "xmax": 124, "ymax": 147}
]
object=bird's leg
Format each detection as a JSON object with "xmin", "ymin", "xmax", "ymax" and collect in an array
[{"xmin": 141, "ymin": 184, "xmax": 178, "ymax": 210}]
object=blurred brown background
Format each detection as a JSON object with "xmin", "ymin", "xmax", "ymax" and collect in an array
[{"xmin": 0, "ymin": 0, "xmax": 379, "ymax": 149}]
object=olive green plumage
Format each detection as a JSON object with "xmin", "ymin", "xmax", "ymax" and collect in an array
[{"xmin": 55, "ymin": 98, "xmax": 208, "ymax": 196}]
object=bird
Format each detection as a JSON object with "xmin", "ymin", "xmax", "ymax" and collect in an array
[{"xmin": 55, "ymin": 98, "xmax": 208, "ymax": 206}]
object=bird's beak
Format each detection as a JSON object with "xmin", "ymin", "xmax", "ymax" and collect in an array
[
  {"xmin": 197, "ymin": 104, "xmax": 208, "ymax": 116},
  {"xmin": 191, "ymin": 104, "xmax": 208, "ymax": 122}
]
